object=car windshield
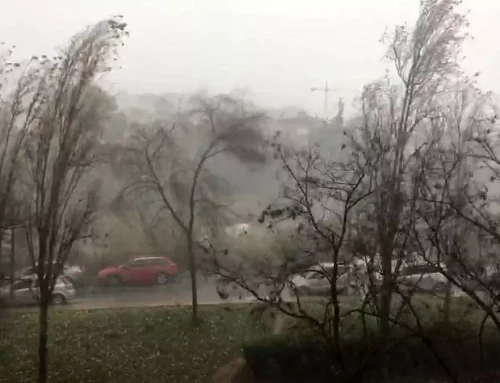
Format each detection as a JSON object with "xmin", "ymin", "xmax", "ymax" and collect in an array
[
  {"xmin": 401, "ymin": 265, "xmax": 440, "ymax": 276},
  {"xmin": 59, "ymin": 276, "xmax": 73, "ymax": 286},
  {"xmin": 21, "ymin": 263, "xmax": 70, "ymax": 273},
  {"xmin": 11, "ymin": 279, "xmax": 32, "ymax": 290},
  {"xmin": 304, "ymin": 265, "xmax": 331, "ymax": 278},
  {"xmin": 129, "ymin": 259, "xmax": 148, "ymax": 267}
]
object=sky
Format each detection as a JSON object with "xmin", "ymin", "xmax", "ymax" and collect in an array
[{"xmin": 0, "ymin": 0, "xmax": 499, "ymax": 117}]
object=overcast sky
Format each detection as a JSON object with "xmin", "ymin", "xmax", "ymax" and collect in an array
[{"xmin": 0, "ymin": 0, "xmax": 498, "ymax": 117}]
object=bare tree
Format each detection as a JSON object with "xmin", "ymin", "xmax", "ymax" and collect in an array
[
  {"xmin": 19, "ymin": 18, "xmax": 127, "ymax": 383},
  {"xmin": 203, "ymin": 135, "xmax": 378, "ymax": 379},
  {"xmin": 422, "ymin": 83, "xmax": 500, "ymax": 323},
  {"xmin": 117, "ymin": 93, "xmax": 266, "ymax": 324},
  {"xmin": 357, "ymin": 0, "xmax": 470, "ymax": 336},
  {"xmin": 389, "ymin": 86, "xmax": 500, "ymax": 380},
  {"xmin": 206, "ymin": 136, "xmax": 469, "ymax": 382}
]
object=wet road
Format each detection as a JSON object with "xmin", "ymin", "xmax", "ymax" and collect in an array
[
  {"xmin": 6, "ymin": 274, "xmax": 488, "ymax": 313},
  {"xmin": 7, "ymin": 275, "xmax": 260, "ymax": 312}
]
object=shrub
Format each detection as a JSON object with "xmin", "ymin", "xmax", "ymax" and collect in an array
[
  {"xmin": 243, "ymin": 334, "xmax": 337, "ymax": 383},
  {"xmin": 243, "ymin": 319, "xmax": 500, "ymax": 383}
]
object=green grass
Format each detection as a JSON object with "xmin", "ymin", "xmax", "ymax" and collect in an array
[
  {"xmin": 0, "ymin": 305, "xmax": 264, "ymax": 383},
  {"xmin": 0, "ymin": 296, "xmax": 496, "ymax": 383}
]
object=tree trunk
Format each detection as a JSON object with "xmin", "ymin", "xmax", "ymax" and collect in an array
[
  {"xmin": 9, "ymin": 227, "xmax": 15, "ymax": 299},
  {"xmin": 443, "ymin": 279, "xmax": 452, "ymax": 323},
  {"xmin": 187, "ymin": 235, "xmax": 198, "ymax": 325},
  {"xmin": 37, "ymin": 300, "xmax": 50, "ymax": 383},
  {"xmin": 380, "ymin": 249, "xmax": 393, "ymax": 337}
]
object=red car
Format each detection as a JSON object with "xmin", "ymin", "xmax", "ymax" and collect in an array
[{"xmin": 98, "ymin": 257, "xmax": 179, "ymax": 285}]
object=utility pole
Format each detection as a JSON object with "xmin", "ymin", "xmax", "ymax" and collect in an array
[{"xmin": 310, "ymin": 81, "xmax": 334, "ymax": 120}]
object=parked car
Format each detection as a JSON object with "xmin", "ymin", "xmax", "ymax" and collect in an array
[
  {"xmin": 17, "ymin": 263, "xmax": 85, "ymax": 287},
  {"xmin": 351, "ymin": 256, "xmax": 414, "ymax": 281},
  {"xmin": 0, "ymin": 276, "xmax": 76, "ymax": 307},
  {"xmin": 289, "ymin": 262, "xmax": 355, "ymax": 296},
  {"xmin": 97, "ymin": 256, "xmax": 179, "ymax": 286},
  {"xmin": 397, "ymin": 264, "xmax": 449, "ymax": 294}
]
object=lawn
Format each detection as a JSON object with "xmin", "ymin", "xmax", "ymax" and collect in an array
[
  {"xmin": 0, "ymin": 305, "xmax": 264, "ymax": 383},
  {"xmin": 0, "ymin": 297, "xmax": 499, "ymax": 383}
]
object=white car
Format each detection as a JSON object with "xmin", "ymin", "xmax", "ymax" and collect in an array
[
  {"xmin": 397, "ymin": 264, "xmax": 449, "ymax": 293},
  {"xmin": 289, "ymin": 262, "xmax": 355, "ymax": 296},
  {"xmin": 17, "ymin": 263, "xmax": 85, "ymax": 287},
  {"xmin": 351, "ymin": 256, "xmax": 412, "ymax": 280},
  {"xmin": 351, "ymin": 257, "xmax": 458, "ymax": 296},
  {"xmin": 0, "ymin": 276, "xmax": 76, "ymax": 307}
]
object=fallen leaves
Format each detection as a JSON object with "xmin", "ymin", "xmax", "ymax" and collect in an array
[{"xmin": 0, "ymin": 306, "xmax": 263, "ymax": 383}]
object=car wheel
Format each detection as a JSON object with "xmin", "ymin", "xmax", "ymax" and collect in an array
[
  {"xmin": 156, "ymin": 273, "xmax": 168, "ymax": 285},
  {"xmin": 52, "ymin": 294, "xmax": 66, "ymax": 305},
  {"xmin": 107, "ymin": 275, "xmax": 122, "ymax": 286}
]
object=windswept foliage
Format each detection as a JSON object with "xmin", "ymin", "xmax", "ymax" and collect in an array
[
  {"xmin": 2, "ymin": 16, "xmax": 129, "ymax": 383},
  {"xmin": 116, "ymin": 93, "xmax": 267, "ymax": 323}
]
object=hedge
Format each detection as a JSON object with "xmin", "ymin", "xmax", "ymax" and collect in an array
[{"xmin": 243, "ymin": 322, "xmax": 500, "ymax": 383}]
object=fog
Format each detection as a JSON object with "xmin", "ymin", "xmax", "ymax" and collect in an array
[
  {"xmin": 4, "ymin": 4, "xmax": 500, "ymax": 382},
  {"xmin": 1, "ymin": 0, "xmax": 499, "ymax": 116},
  {"xmin": 0, "ymin": 0, "xmax": 496, "ymax": 267}
]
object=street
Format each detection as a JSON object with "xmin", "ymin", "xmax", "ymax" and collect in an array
[
  {"xmin": 6, "ymin": 275, "xmax": 258, "ymax": 312},
  {"xmin": 4, "ymin": 273, "xmax": 491, "ymax": 313}
]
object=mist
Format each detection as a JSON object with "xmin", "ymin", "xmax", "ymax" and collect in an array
[{"xmin": 3, "ymin": 2, "xmax": 500, "ymax": 383}]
